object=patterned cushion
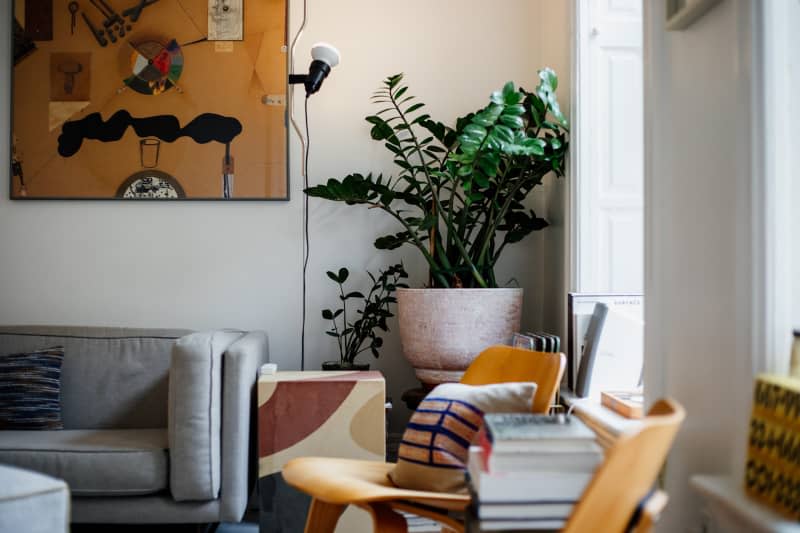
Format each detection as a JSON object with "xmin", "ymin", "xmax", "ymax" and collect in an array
[
  {"xmin": 0, "ymin": 347, "xmax": 65, "ymax": 429},
  {"xmin": 389, "ymin": 381, "xmax": 536, "ymax": 493}
]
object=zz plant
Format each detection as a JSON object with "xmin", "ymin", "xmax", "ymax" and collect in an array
[
  {"xmin": 322, "ymin": 264, "xmax": 408, "ymax": 368},
  {"xmin": 305, "ymin": 69, "xmax": 569, "ymax": 289}
]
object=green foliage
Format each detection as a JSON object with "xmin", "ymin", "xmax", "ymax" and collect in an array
[
  {"xmin": 305, "ymin": 69, "xmax": 569, "ymax": 288},
  {"xmin": 321, "ymin": 264, "xmax": 408, "ymax": 365}
]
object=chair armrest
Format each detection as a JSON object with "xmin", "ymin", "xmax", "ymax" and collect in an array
[
  {"xmin": 219, "ymin": 330, "xmax": 269, "ymax": 522},
  {"xmin": 168, "ymin": 330, "xmax": 245, "ymax": 502}
]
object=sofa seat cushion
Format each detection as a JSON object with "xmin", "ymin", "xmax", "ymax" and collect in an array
[{"xmin": 0, "ymin": 428, "xmax": 168, "ymax": 496}]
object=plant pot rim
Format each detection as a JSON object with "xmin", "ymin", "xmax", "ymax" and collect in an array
[{"xmin": 397, "ymin": 287, "xmax": 523, "ymax": 293}]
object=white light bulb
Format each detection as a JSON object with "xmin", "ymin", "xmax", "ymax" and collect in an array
[{"xmin": 311, "ymin": 42, "xmax": 341, "ymax": 69}]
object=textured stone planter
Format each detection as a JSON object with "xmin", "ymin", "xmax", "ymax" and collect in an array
[{"xmin": 397, "ymin": 288, "xmax": 523, "ymax": 385}]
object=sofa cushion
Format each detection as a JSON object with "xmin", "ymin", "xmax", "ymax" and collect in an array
[
  {"xmin": 169, "ymin": 330, "xmax": 244, "ymax": 501},
  {"xmin": 0, "ymin": 428, "xmax": 168, "ymax": 496},
  {"xmin": 0, "ymin": 326, "xmax": 192, "ymax": 429},
  {"xmin": 0, "ymin": 347, "xmax": 64, "ymax": 430}
]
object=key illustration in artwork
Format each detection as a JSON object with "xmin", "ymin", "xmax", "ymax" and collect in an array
[{"xmin": 50, "ymin": 53, "xmax": 92, "ymax": 132}]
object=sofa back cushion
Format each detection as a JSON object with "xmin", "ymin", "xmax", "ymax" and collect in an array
[{"xmin": 0, "ymin": 326, "xmax": 192, "ymax": 429}]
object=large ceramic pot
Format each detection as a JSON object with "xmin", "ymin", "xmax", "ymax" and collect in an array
[{"xmin": 397, "ymin": 288, "xmax": 523, "ymax": 386}]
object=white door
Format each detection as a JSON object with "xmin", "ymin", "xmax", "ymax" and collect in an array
[{"xmin": 574, "ymin": 0, "xmax": 644, "ymax": 293}]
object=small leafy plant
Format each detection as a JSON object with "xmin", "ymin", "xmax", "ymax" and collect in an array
[
  {"xmin": 305, "ymin": 69, "xmax": 569, "ymax": 289},
  {"xmin": 322, "ymin": 264, "xmax": 408, "ymax": 367}
]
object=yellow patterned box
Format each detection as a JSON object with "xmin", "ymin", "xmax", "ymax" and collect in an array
[{"xmin": 745, "ymin": 373, "xmax": 800, "ymax": 520}]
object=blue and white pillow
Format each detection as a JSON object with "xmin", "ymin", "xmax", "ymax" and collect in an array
[
  {"xmin": 389, "ymin": 381, "xmax": 536, "ymax": 493},
  {"xmin": 0, "ymin": 347, "xmax": 65, "ymax": 430}
]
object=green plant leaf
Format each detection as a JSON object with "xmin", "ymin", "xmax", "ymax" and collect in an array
[
  {"xmin": 374, "ymin": 231, "xmax": 412, "ymax": 250},
  {"xmin": 386, "ymin": 74, "xmax": 403, "ymax": 88},
  {"xmin": 338, "ymin": 268, "xmax": 349, "ymax": 282},
  {"xmin": 539, "ymin": 67, "xmax": 558, "ymax": 91},
  {"xmin": 344, "ymin": 291, "xmax": 365, "ymax": 299},
  {"xmin": 463, "ymin": 124, "xmax": 488, "ymax": 142},
  {"xmin": 503, "ymin": 103, "xmax": 526, "ymax": 117},
  {"xmin": 366, "ymin": 116, "xmax": 394, "ymax": 142},
  {"xmin": 504, "ymin": 90, "xmax": 524, "ymax": 106},
  {"xmin": 499, "ymin": 115, "xmax": 524, "ymax": 129},
  {"xmin": 322, "ymin": 309, "xmax": 334, "ymax": 319}
]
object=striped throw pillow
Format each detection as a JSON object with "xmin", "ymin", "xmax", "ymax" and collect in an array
[
  {"xmin": 0, "ymin": 347, "xmax": 65, "ymax": 429},
  {"xmin": 389, "ymin": 381, "xmax": 536, "ymax": 493}
]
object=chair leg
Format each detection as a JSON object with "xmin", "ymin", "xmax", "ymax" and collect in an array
[
  {"xmin": 363, "ymin": 502, "xmax": 408, "ymax": 533},
  {"xmin": 304, "ymin": 498, "xmax": 347, "ymax": 533}
]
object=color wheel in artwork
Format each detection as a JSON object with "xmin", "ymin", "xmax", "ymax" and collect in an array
[{"xmin": 124, "ymin": 39, "xmax": 184, "ymax": 96}]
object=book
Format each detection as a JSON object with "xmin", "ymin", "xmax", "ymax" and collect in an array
[
  {"xmin": 399, "ymin": 511, "xmax": 441, "ymax": 532},
  {"xmin": 601, "ymin": 390, "xmax": 644, "ymax": 419},
  {"xmin": 482, "ymin": 413, "xmax": 599, "ymax": 454},
  {"xmin": 477, "ymin": 501, "xmax": 574, "ymax": 520},
  {"xmin": 468, "ymin": 447, "xmax": 594, "ymax": 503},
  {"xmin": 471, "ymin": 517, "xmax": 567, "ymax": 531},
  {"xmin": 483, "ymin": 447, "xmax": 602, "ymax": 474},
  {"xmin": 466, "ymin": 506, "xmax": 566, "ymax": 532}
]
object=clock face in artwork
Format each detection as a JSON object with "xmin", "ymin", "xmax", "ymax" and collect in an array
[{"xmin": 116, "ymin": 170, "xmax": 185, "ymax": 199}]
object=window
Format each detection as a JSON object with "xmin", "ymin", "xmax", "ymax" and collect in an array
[
  {"xmin": 568, "ymin": 0, "xmax": 644, "ymax": 401},
  {"xmin": 572, "ymin": 0, "xmax": 644, "ymax": 294}
]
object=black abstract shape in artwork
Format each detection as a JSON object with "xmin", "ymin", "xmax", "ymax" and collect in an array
[{"xmin": 58, "ymin": 110, "xmax": 243, "ymax": 157}]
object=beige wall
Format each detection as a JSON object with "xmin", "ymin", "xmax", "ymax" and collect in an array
[{"xmin": 0, "ymin": 0, "xmax": 570, "ymax": 430}]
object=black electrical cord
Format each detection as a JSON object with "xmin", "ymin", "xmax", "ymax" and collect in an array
[{"xmin": 300, "ymin": 95, "xmax": 311, "ymax": 370}]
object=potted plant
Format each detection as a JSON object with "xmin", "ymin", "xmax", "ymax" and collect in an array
[
  {"xmin": 320, "ymin": 264, "xmax": 408, "ymax": 370},
  {"xmin": 306, "ymin": 69, "xmax": 568, "ymax": 384}
]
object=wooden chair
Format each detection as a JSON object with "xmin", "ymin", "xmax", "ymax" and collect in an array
[
  {"xmin": 284, "ymin": 397, "xmax": 684, "ymax": 533},
  {"xmin": 563, "ymin": 398, "xmax": 685, "ymax": 533},
  {"xmin": 282, "ymin": 344, "xmax": 565, "ymax": 533}
]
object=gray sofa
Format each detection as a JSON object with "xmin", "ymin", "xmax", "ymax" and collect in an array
[{"xmin": 0, "ymin": 326, "xmax": 269, "ymax": 525}]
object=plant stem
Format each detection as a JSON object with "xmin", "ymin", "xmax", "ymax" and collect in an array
[
  {"xmin": 390, "ymin": 90, "xmax": 487, "ymax": 288},
  {"xmin": 368, "ymin": 201, "xmax": 451, "ymax": 288},
  {"xmin": 338, "ymin": 282, "xmax": 350, "ymax": 363}
]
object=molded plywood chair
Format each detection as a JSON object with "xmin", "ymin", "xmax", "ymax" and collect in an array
[
  {"xmin": 285, "ymin": 397, "xmax": 684, "ymax": 533},
  {"xmin": 563, "ymin": 398, "xmax": 685, "ymax": 533},
  {"xmin": 283, "ymin": 345, "xmax": 566, "ymax": 533}
]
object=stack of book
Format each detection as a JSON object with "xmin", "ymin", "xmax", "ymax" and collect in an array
[{"xmin": 466, "ymin": 414, "xmax": 603, "ymax": 531}]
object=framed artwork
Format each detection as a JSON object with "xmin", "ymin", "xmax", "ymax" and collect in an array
[
  {"xmin": 666, "ymin": 0, "xmax": 723, "ymax": 31},
  {"xmin": 10, "ymin": 0, "xmax": 289, "ymax": 200}
]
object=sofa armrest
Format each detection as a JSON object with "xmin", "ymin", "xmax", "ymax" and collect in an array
[
  {"xmin": 168, "ymin": 330, "xmax": 245, "ymax": 502},
  {"xmin": 219, "ymin": 331, "xmax": 269, "ymax": 522}
]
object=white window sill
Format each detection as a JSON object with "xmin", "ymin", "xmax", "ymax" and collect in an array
[
  {"xmin": 560, "ymin": 388, "xmax": 643, "ymax": 448},
  {"xmin": 690, "ymin": 475, "xmax": 797, "ymax": 533}
]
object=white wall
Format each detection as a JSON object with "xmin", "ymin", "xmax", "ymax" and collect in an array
[
  {"xmin": 0, "ymin": 1, "xmax": 570, "ymax": 430},
  {"xmin": 644, "ymin": 1, "xmax": 783, "ymax": 530}
]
